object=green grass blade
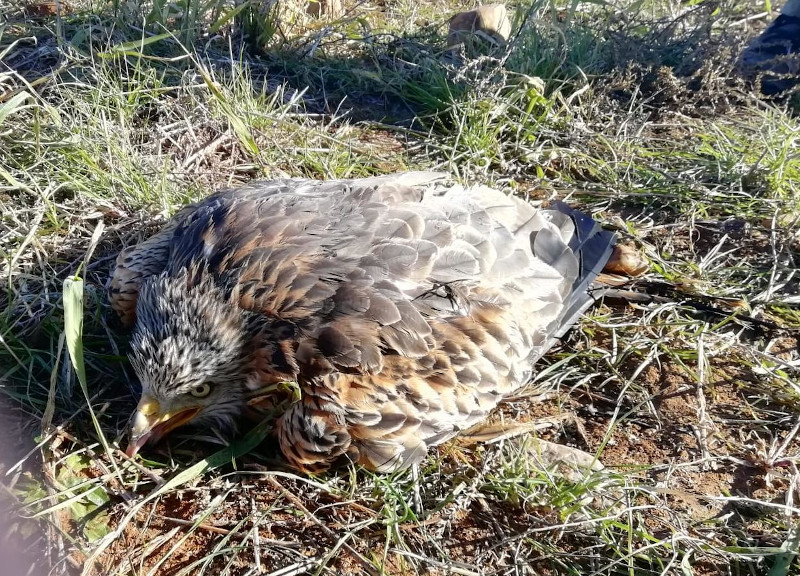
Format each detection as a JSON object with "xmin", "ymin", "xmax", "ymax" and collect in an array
[
  {"xmin": 62, "ymin": 277, "xmax": 88, "ymax": 396},
  {"xmin": 209, "ymin": 2, "xmax": 251, "ymax": 34},
  {"xmin": 767, "ymin": 524, "xmax": 800, "ymax": 576},
  {"xmin": 99, "ymin": 32, "xmax": 173, "ymax": 56},
  {"xmin": 0, "ymin": 91, "xmax": 31, "ymax": 126},
  {"xmin": 63, "ymin": 277, "xmax": 117, "ymax": 462},
  {"xmin": 158, "ymin": 417, "xmax": 274, "ymax": 493},
  {"xmin": 194, "ymin": 62, "xmax": 259, "ymax": 156}
]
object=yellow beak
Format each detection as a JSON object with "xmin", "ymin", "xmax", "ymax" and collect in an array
[{"xmin": 125, "ymin": 394, "xmax": 201, "ymax": 458}]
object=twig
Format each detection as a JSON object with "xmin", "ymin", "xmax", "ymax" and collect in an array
[
  {"xmin": 264, "ymin": 476, "xmax": 380, "ymax": 576},
  {"xmin": 596, "ymin": 287, "xmax": 799, "ymax": 332},
  {"xmin": 251, "ymin": 497, "xmax": 261, "ymax": 573},
  {"xmin": 263, "ymin": 558, "xmax": 320, "ymax": 576},
  {"xmin": 154, "ymin": 514, "xmax": 231, "ymax": 536},
  {"xmin": 694, "ymin": 325, "xmax": 713, "ymax": 470},
  {"xmin": 389, "ymin": 548, "xmax": 482, "ymax": 576}
]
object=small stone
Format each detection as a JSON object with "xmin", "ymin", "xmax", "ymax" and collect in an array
[
  {"xmin": 720, "ymin": 218, "xmax": 749, "ymax": 239},
  {"xmin": 603, "ymin": 243, "xmax": 649, "ymax": 277},
  {"xmin": 306, "ymin": 0, "xmax": 343, "ymax": 18},
  {"xmin": 527, "ymin": 438, "xmax": 604, "ymax": 482},
  {"xmin": 447, "ymin": 4, "xmax": 512, "ymax": 49}
]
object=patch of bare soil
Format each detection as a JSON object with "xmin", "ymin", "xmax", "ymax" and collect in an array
[
  {"xmin": 77, "ymin": 331, "xmax": 799, "ymax": 575},
  {"xmin": 566, "ymin": 345, "xmax": 798, "ymax": 540}
]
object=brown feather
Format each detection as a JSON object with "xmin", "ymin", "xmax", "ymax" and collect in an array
[{"xmin": 114, "ymin": 172, "xmax": 617, "ymax": 472}]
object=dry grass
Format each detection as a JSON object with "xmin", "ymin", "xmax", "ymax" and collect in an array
[{"xmin": 1, "ymin": 0, "xmax": 799, "ymax": 574}]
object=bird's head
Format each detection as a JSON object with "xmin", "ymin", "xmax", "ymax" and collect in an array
[{"xmin": 124, "ymin": 271, "xmax": 249, "ymax": 458}]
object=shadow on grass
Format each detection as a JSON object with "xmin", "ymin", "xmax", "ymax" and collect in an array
[{"xmin": 2, "ymin": 0, "xmax": 758, "ymax": 123}]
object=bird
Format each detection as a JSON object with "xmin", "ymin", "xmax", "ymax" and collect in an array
[
  {"xmin": 738, "ymin": 0, "xmax": 800, "ymax": 95},
  {"xmin": 110, "ymin": 172, "xmax": 619, "ymax": 473}
]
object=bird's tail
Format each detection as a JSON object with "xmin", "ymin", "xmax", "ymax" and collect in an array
[{"xmin": 535, "ymin": 201, "xmax": 617, "ymax": 341}]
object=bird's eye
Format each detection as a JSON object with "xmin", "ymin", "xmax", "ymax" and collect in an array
[{"xmin": 189, "ymin": 383, "xmax": 212, "ymax": 398}]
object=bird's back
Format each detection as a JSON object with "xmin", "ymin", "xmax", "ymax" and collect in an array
[{"xmin": 111, "ymin": 172, "xmax": 615, "ymax": 471}]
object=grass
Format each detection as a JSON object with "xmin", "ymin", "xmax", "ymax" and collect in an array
[{"xmin": 1, "ymin": 0, "xmax": 799, "ymax": 574}]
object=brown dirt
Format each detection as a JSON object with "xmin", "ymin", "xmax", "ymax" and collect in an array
[{"xmin": 73, "ymin": 328, "xmax": 798, "ymax": 576}]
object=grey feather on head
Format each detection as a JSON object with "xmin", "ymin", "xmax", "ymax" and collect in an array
[{"xmin": 129, "ymin": 268, "xmax": 249, "ymax": 432}]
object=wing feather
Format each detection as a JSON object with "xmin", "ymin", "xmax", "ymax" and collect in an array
[{"xmin": 116, "ymin": 172, "xmax": 617, "ymax": 473}]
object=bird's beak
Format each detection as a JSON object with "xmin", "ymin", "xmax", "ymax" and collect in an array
[{"xmin": 125, "ymin": 394, "xmax": 201, "ymax": 458}]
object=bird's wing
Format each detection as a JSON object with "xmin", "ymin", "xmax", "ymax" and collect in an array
[
  {"xmin": 200, "ymin": 178, "xmax": 612, "ymax": 472},
  {"xmin": 337, "ymin": 190, "xmax": 615, "ymax": 471},
  {"xmin": 109, "ymin": 172, "xmax": 447, "ymax": 327},
  {"xmin": 114, "ymin": 173, "xmax": 614, "ymax": 472}
]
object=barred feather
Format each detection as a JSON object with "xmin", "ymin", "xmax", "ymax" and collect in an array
[{"xmin": 112, "ymin": 172, "xmax": 616, "ymax": 472}]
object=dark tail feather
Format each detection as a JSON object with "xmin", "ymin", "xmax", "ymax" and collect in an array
[
  {"xmin": 737, "ymin": 10, "xmax": 800, "ymax": 96},
  {"xmin": 545, "ymin": 201, "xmax": 616, "ymax": 339}
]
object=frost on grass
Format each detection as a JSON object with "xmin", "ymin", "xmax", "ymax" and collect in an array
[{"xmin": 0, "ymin": 0, "xmax": 799, "ymax": 575}]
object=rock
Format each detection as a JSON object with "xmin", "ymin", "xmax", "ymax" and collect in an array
[
  {"xmin": 528, "ymin": 438, "xmax": 605, "ymax": 471},
  {"xmin": 306, "ymin": 0, "xmax": 343, "ymax": 18},
  {"xmin": 603, "ymin": 243, "xmax": 649, "ymax": 277},
  {"xmin": 447, "ymin": 4, "xmax": 512, "ymax": 50},
  {"xmin": 23, "ymin": 0, "xmax": 73, "ymax": 16}
]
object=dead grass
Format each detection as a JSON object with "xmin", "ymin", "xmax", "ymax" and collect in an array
[{"xmin": 1, "ymin": 0, "xmax": 799, "ymax": 574}]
